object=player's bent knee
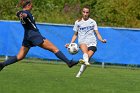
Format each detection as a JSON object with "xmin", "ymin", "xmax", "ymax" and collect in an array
[{"xmin": 52, "ymin": 49, "xmax": 59, "ymax": 53}]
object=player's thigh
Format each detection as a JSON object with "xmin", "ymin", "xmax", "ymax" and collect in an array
[
  {"xmin": 39, "ymin": 39, "xmax": 59, "ymax": 53},
  {"xmin": 17, "ymin": 46, "xmax": 30, "ymax": 60},
  {"xmin": 80, "ymin": 44, "xmax": 88, "ymax": 53},
  {"xmin": 87, "ymin": 46, "xmax": 97, "ymax": 58}
]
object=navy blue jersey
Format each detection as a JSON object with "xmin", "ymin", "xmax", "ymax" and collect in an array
[
  {"xmin": 16, "ymin": 10, "xmax": 38, "ymax": 31},
  {"xmin": 16, "ymin": 10, "xmax": 45, "ymax": 47}
]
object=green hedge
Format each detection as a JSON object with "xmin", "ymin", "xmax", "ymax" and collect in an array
[{"xmin": 0, "ymin": 0, "xmax": 140, "ymax": 28}]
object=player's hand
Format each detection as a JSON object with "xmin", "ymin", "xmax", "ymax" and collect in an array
[
  {"xmin": 65, "ymin": 43, "xmax": 69, "ymax": 48},
  {"xmin": 101, "ymin": 39, "xmax": 107, "ymax": 43}
]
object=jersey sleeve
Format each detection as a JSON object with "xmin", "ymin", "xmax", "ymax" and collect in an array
[
  {"xmin": 73, "ymin": 20, "xmax": 79, "ymax": 32},
  {"xmin": 93, "ymin": 21, "xmax": 98, "ymax": 30},
  {"xmin": 16, "ymin": 11, "xmax": 21, "ymax": 17},
  {"xmin": 16, "ymin": 11, "xmax": 28, "ymax": 19}
]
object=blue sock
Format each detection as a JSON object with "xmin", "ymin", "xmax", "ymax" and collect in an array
[
  {"xmin": 55, "ymin": 51, "xmax": 70, "ymax": 63},
  {"xmin": 3, "ymin": 56, "xmax": 18, "ymax": 66}
]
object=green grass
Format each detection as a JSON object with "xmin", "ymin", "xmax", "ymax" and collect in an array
[{"xmin": 0, "ymin": 60, "xmax": 140, "ymax": 93}]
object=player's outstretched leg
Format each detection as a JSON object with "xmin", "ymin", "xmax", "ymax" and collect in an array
[
  {"xmin": 55, "ymin": 51, "xmax": 78, "ymax": 68},
  {"xmin": 0, "ymin": 56, "xmax": 18, "ymax": 71},
  {"xmin": 39, "ymin": 39, "xmax": 79, "ymax": 68}
]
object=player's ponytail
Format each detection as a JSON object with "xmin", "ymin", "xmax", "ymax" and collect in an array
[{"xmin": 16, "ymin": 0, "xmax": 31, "ymax": 8}]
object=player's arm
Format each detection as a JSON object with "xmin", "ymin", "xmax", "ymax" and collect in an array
[
  {"xmin": 65, "ymin": 32, "xmax": 78, "ymax": 48},
  {"xmin": 70, "ymin": 32, "xmax": 78, "ymax": 43},
  {"xmin": 71, "ymin": 20, "xmax": 79, "ymax": 43},
  {"xmin": 65, "ymin": 20, "xmax": 79, "ymax": 48},
  {"xmin": 94, "ymin": 30, "xmax": 106, "ymax": 43},
  {"xmin": 16, "ymin": 11, "xmax": 27, "ymax": 18},
  {"xmin": 16, "ymin": 11, "xmax": 28, "ymax": 24}
]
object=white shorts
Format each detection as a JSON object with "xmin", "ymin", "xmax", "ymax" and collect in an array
[{"xmin": 79, "ymin": 41, "xmax": 97, "ymax": 47}]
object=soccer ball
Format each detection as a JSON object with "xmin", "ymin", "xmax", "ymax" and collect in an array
[{"xmin": 67, "ymin": 43, "xmax": 79, "ymax": 55}]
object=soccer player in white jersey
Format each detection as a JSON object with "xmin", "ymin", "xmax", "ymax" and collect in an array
[{"xmin": 66, "ymin": 6, "xmax": 106, "ymax": 77}]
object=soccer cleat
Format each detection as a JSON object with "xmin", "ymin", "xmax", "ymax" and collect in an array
[
  {"xmin": 68, "ymin": 61, "xmax": 78, "ymax": 68},
  {"xmin": 0, "ymin": 63, "xmax": 4, "ymax": 71},
  {"xmin": 79, "ymin": 59, "xmax": 85, "ymax": 64},
  {"xmin": 85, "ymin": 62, "xmax": 91, "ymax": 66},
  {"xmin": 79, "ymin": 59, "xmax": 90, "ymax": 66},
  {"xmin": 76, "ymin": 74, "xmax": 80, "ymax": 78}
]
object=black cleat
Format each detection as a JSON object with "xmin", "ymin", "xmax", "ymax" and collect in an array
[
  {"xmin": 68, "ymin": 61, "xmax": 78, "ymax": 68},
  {"xmin": 0, "ymin": 63, "xmax": 4, "ymax": 71}
]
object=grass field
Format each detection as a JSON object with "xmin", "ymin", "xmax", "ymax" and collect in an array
[{"xmin": 0, "ymin": 59, "xmax": 140, "ymax": 93}]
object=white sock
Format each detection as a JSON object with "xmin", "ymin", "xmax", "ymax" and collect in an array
[
  {"xmin": 76, "ymin": 64, "xmax": 87, "ymax": 77},
  {"xmin": 83, "ymin": 53, "xmax": 89, "ymax": 64}
]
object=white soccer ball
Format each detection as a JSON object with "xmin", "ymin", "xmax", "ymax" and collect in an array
[{"xmin": 67, "ymin": 43, "xmax": 79, "ymax": 55}]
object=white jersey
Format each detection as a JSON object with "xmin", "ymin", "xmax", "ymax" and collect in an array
[{"xmin": 73, "ymin": 18, "xmax": 98, "ymax": 47}]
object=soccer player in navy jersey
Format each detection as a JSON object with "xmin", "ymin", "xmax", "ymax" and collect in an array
[{"xmin": 0, "ymin": 0, "xmax": 78, "ymax": 71}]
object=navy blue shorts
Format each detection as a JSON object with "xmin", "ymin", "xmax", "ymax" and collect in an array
[{"xmin": 22, "ymin": 30, "xmax": 45, "ymax": 48}]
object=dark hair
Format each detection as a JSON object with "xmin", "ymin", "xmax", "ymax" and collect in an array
[
  {"xmin": 23, "ymin": 1, "xmax": 31, "ymax": 8},
  {"xmin": 16, "ymin": 0, "xmax": 31, "ymax": 8},
  {"xmin": 82, "ymin": 5, "xmax": 90, "ymax": 12}
]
